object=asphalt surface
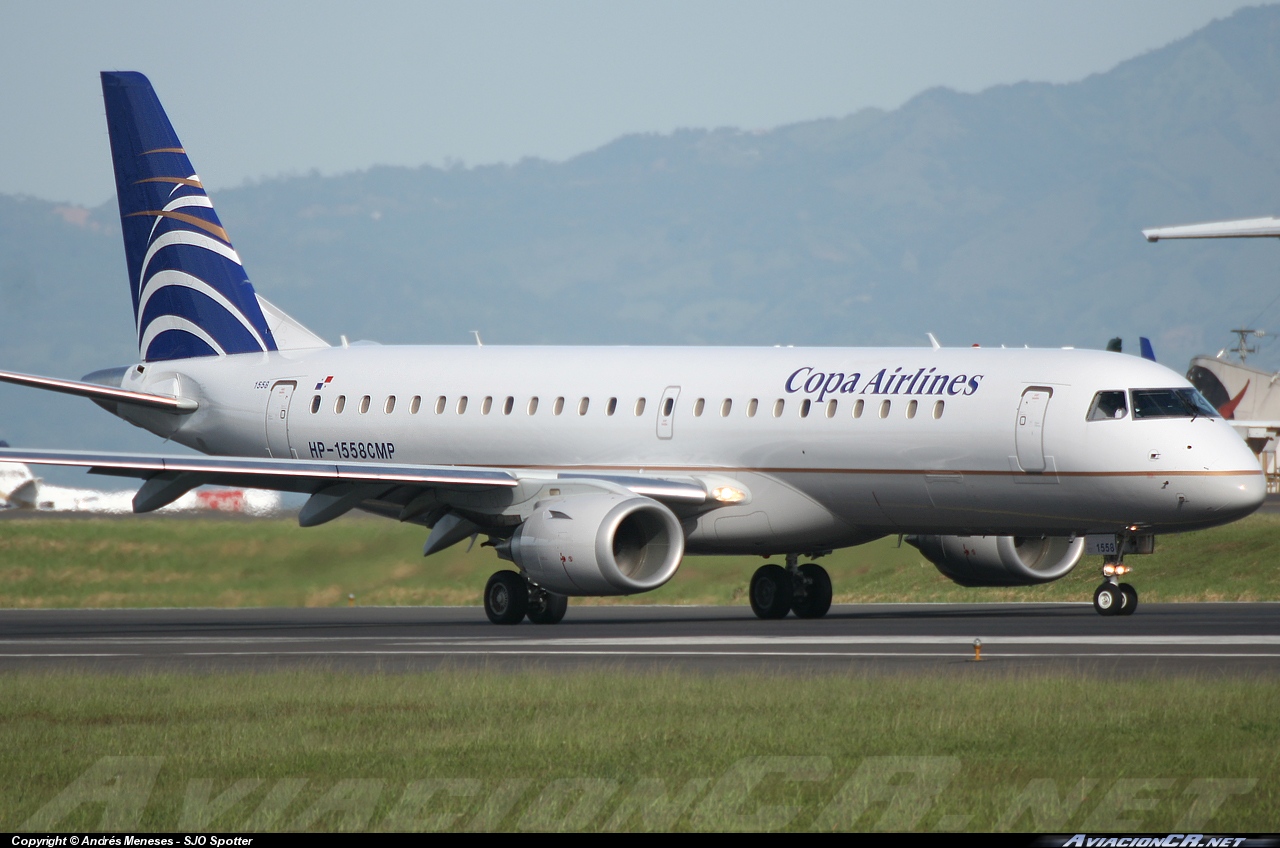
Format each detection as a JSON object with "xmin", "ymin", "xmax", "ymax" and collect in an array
[{"xmin": 1, "ymin": 602, "xmax": 1278, "ymax": 676}]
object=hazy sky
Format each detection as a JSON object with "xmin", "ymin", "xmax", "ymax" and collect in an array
[{"xmin": 0, "ymin": 0, "xmax": 1265, "ymax": 206}]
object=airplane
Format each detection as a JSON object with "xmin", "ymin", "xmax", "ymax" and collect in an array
[{"xmin": 0, "ymin": 72, "xmax": 1265, "ymax": 623}]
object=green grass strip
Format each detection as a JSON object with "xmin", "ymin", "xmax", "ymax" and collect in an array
[{"xmin": 2, "ymin": 513, "xmax": 1280, "ymax": 608}]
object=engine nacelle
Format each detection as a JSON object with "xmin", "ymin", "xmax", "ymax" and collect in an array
[
  {"xmin": 907, "ymin": 535, "xmax": 1086, "ymax": 587},
  {"xmin": 505, "ymin": 492, "xmax": 685, "ymax": 596}
]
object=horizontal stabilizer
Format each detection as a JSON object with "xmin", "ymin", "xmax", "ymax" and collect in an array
[
  {"xmin": 1143, "ymin": 217, "xmax": 1280, "ymax": 241},
  {"xmin": 0, "ymin": 369, "xmax": 198, "ymax": 413}
]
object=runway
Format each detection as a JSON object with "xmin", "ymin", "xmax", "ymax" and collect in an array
[{"xmin": 1, "ymin": 602, "xmax": 1279, "ymax": 675}]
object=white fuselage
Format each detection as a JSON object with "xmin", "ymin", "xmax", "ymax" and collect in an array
[{"xmin": 112, "ymin": 344, "xmax": 1266, "ymax": 554}]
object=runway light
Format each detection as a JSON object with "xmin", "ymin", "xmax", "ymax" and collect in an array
[
  {"xmin": 712, "ymin": 486, "xmax": 746, "ymax": 503},
  {"xmin": 972, "ymin": 638, "xmax": 982, "ymax": 662},
  {"xmin": 348, "ymin": 593, "xmax": 356, "ymax": 607}
]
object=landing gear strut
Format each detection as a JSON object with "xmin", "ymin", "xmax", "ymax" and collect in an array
[
  {"xmin": 484, "ymin": 570, "xmax": 569, "ymax": 624},
  {"xmin": 1092, "ymin": 558, "xmax": 1138, "ymax": 617},
  {"xmin": 749, "ymin": 554, "xmax": 833, "ymax": 620}
]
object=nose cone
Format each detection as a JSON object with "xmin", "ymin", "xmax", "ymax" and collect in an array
[
  {"xmin": 1211, "ymin": 469, "xmax": 1267, "ymax": 524},
  {"xmin": 1205, "ymin": 430, "xmax": 1267, "ymax": 524}
]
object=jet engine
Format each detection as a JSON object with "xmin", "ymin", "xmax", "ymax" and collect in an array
[
  {"xmin": 907, "ymin": 535, "xmax": 1085, "ymax": 587},
  {"xmin": 501, "ymin": 492, "xmax": 685, "ymax": 595}
]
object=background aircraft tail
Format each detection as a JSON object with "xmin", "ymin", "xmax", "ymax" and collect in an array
[{"xmin": 102, "ymin": 72, "xmax": 324, "ymax": 361}]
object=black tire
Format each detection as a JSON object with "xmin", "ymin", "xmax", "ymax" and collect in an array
[
  {"xmin": 484, "ymin": 571, "xmax": 529, "ymax": 624},
  {"xmin": 1118, "ymin": 583, "xmax": 1138, "ymax": 616},
  {"xmin": 749, "ymin": 564, "xmax": 793, "ymax": 620},
  {"xmin": 1093, "ymin": 583, "xmax": 1121, "ymax": 616},
  {"xmin": 792, "ymin": 563, "xmax": 833, "ymax": 619},
  {"xmin": 527, "ymin": 591, "xmax": 568, "ymax": 624}
]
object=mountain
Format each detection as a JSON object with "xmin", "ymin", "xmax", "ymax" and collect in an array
[{"xmin": 4, "ymin": 5, "xmax": 1280, "ymax": 463}]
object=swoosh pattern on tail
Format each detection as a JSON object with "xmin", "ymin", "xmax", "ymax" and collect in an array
[{"xmin": 102, "ymin": 72, "xmax": 277, "ymax": 362}]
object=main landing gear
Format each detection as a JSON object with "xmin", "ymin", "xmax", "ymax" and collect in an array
[
  {"xmin": 749, "ymin": 554, "xmax": 833, "ymax": 620},
  {"xmin": 1092, "ymin": 559, "xmax": 1138, "ymax": 616},
  {"xmin": 483, "ymin": 570, "xmax": 568, "ymax": 625}
]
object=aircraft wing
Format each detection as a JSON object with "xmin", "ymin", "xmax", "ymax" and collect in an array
[
  {"xmin": 0, "ymin": 448, "xmax": 711, "ymax": 529},
  {"xmin": 1143, "ymin": 217, "xmax": 1280, "ymax": 241}
]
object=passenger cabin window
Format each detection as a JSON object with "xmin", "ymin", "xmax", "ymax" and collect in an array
[
  {"xmin": 335, "ymin": 395, "xmax": 346, "ymax": 414},
  {"xmin": 457, "ymin": 396, "xmax": 468, "ymax": 414},
  {"xmin": 773, "ymin": 399, "xmax": 784, "ymax": 418},
  {"xmin": 932, "ymin": 400, "xmax": 944, "ymax": 419},
  {"xmin": 720, "ymin": 399, "xmax": 732, "ymax": 417},
  {"xmin": 606, "ymin": 397, "xmax": 617, "ymax": 416},
  {"xmin": 359, "ymin": 395, "xmax": 371, "ymax": 414},
  {"xmin": 528, "ymin": 397, "xmax": 539, "ymax": 415},
  {"xmin": 310, "ymin": 395, "xmax": 321, "ymax": 414},
  {"xmin": 799, "ymin": 399, "xmax": 811, "ymax": 418},
  {"xmin": 504, "ymin": 396, "xmax": 514, "ymax": 415},
  {"xmin": 385, "ymin": 396, "xmax": 396, "ymax": 414},
  {"xmin": 634, "ymin": 398, "xmax": 647, "ymax": 416},
  {"xmin": 747, "ymin": 398, "xmax": 758, "ymax": 418},
  {"xmin": 906, "ymin": 399, "xmax": 918, "ymax": 419},
  {"xmin": 662, "ymin": 397, "xmax": 674, "ymax": 417},
  {"xmin": 878, "ymin": 400, "xmax": 891, "ymax": 419},
  {"xmin": 410, "ymin": 396, "xmax": 421, "ymax": 414},
  {"xmin": 694, "ymin": 398, "xmax": 705, "ymax": 417},
  {"xmin": 1087, "ymin": 391, "xmax": 1128, "ymax": 421},
  {"xmin": 578, "ymin": 397, "xmax": 590, "ymax": 415},
  {"xmin": 482, "ymin": 396, "xmax": 493, "ymax": 415},
  {"xmin": 554, "ymin": 397, "xmax": 565, "ymax": 415},
  {"xmin": 853, "ymin": 399, "xmax": 864, "ymax": 419},
  {"xmin": 435, "ymin": 396, "xmax": 446, "ymax": 415},
  {"xmin": 825, "ymin": 400, "xmax": 837, "ymax": 418},
  {"xmin": 1130, "ymin": 388, "xmax": 1218, "ymax": 420}
]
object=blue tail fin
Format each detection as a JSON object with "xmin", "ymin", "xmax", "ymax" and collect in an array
[
  {"xmin": 102, "ymin": 72, "xmax": 277, "ymax": 362},
  {"xmin": 1139, "ymin": 337, "xmax": 1156, "ymax": 362}
]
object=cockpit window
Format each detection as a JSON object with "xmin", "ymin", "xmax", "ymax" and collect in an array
[
  {"xmin": 1130, "ymin": 388, "xmax": 1219, "ymax": 420},
  {"xmin": 1087, "ymin": 391, "xmax": 1128, "ymax": 421}
]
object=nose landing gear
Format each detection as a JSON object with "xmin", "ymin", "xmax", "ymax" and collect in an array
[{"xmin": 1093, "ymin": 559, "xmax": 1138, "ymax": 616}]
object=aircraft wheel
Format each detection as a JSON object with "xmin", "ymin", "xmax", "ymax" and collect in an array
[
  {"xmin": 484, "ymin": 570, "xmax": 529, "ymax": 624},
  {"xmin": 527, "ymin": 591, "xmax": 568, "ymax": 625},
  {"xmin": 1092, "ymin": 583, "xmax": 1121, "ymax": 616},
  {"xmin": 750, "ymin": 564, "xmax": 793, "ymax": 620},
  {"xmin": 1117, "ymin": 583, "xmax": 1138, "ymax": 616},
  {"xmin": 791, "ymin": 563, "xmax": 833, "ymax": 619}
]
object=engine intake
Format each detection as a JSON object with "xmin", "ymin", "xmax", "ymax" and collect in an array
[
  {"xmin": 503, "ymin": 492, "xmax": 685, "ymax": 595},
  {"xmin": 907, "ymin": 535, "xmax": 1085, "ymax": 587}
]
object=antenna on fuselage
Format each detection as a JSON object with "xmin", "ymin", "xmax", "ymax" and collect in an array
[
  {"xmin": 471, "ymin": 331, "xmax": 483, "ymax": 347},
  {"xmin": 926, "ymin": 333, "xmax": 941, "ymax": 350}
]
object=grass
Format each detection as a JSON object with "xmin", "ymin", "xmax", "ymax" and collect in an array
[
  {"xmin": 1, "ymin": 512, "xmax": 1280, "ymax": 609},
  {"xmin": 1, "ymin": 670, "xmax": 1277, "ymax": 832},
  {"xmin": 1, "ymin": 518, "xmax": 1277, "ymax": 832}
]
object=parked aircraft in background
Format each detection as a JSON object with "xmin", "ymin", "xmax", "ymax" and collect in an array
[
  {"xmin": 0, "ymin": 444, "xmax": 279, "ymax": 514},
  {"xmin": 1146, "ymin": 218, "xmax": 1280, "ymax": 486},
  {"xmin": 0, "ymin": 73, "xmax": 1265, "ymax": 622}
]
